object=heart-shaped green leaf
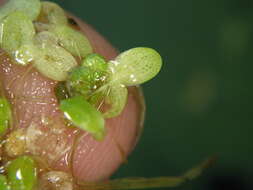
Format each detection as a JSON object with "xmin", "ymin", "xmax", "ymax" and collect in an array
[
  {"xmin": 60, "ymin": 96, "xmax": 105, "ymax": 140},
  {"xmin": 7, "ymin": 156, "xmax": 37, "ymax": 190}
]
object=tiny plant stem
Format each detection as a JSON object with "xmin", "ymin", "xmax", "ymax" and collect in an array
[{"xmin": 78, "ymin": 157, "xmax": 215, "ymax": 190}]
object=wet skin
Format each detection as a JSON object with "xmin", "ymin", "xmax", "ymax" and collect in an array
[{"xmin": 0, "ymin": 0, "xmax": 144, "ymax": 182}]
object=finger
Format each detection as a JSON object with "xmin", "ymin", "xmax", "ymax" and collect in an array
[
  {"xmin": 0, "ymin": 0, "xmax": 5, "ymax": 6},
  {"xmin": 0, "ymin": 8, "xmax": 145, "ymax": 184}
]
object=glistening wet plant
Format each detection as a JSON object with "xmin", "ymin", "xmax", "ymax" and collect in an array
[{"xmin": 0, "ymin": 0, "xmax": 213, "ymax": 189}]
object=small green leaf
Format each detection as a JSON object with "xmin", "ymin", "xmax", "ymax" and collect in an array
[
  {"xmin": 60, "ymin": 96, "xmax": 105, "ymax": 140},
  {"xmin": 50, "ymin": 25, "xmax": 93, "ymax": 58},
  {"xmin": 67, "ymin": 66, "xmax": 108, "ymax": 103},
  {"xmin": 7, "ymin": 156, "xmax": 37, "ymax": 190},
  {"xmin": 0, "ymin": 0, "xmax": 41, "ymax": 21},
  {"xmin": 0, "ymin": 11, "xmax": 35, "ymax": 65},
  {"xmin": 66, "ymin": 54, "xmax": 109, "ymax": 105},
  {"xmin": 82, "ymin": 53, "xmax": 108, "ymax": 71},
  {"xmin": 104, "ymin": 84, "xmax": 128, "ymax": 118},
  {"xmin": 67, "ymin": 66, "xmax": 98, "ymax": 98},
  {"xmin": 38, "ymin": 1, "xmax": 67, "ymax": 25},
  {"xmin": 34, "ymin": 42, "xmax": 78, "ymax": 81},
  {"xmin": 109, "ymin": 47, "xmax": 162, "ymax": 86},
  {"xmin": 0, "ymin": 97, "xmax": 12, "ymax": 136},
  {"xmin": 0, "ymin": 175, "xmax": 10, "ymax": 190}
]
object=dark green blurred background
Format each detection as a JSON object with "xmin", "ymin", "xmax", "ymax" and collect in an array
[{"xmin": 52, "ymin": 0, "xmax": 253, "ymax": 189}]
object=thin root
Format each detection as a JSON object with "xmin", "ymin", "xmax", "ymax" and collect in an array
[{"xmin": 78, "ymin": 157, "xmax": 216, "ymax": 190}]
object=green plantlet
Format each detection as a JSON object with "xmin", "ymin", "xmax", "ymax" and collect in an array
[
  {"xmin": 34, "ymin": 1, "xmax": 92, "ymax": 58},
  {"xmin": 82, "ymin": 53, "xmax": 108, "ymax": 71},
  {"xmin": 104, "ymin": 47, "xmax": 161, "ymax": 117},
  {"xmin": 7, "ymin": 156, "xmax": 37, "ymax": 190},
  {"xmin": 64, "ymin": 48, "xmax": 162, "ymax": 118},
  {"xmin": 0, "ymin": 1, "xmax": 213, "ymax": 190},
  {"xmin": 0, "ymin": 0, "xmax": 41, "ymax": 21},
  {"xmin": 67, "ymin": 66, "xmax": 99, "ymax": 97},
  {"xmin": 0, "ymin": 0, "xmax": 92, "ymax": 81},
  {"xmin": 0, "ymin": 175, "xmax": 10, "ymax": 190},
  {"xmin": 0, "ymin": 11, "xmax": 36, "ymax": 65},
  {"xmin": 0, "ymin": 97, "xmax": 12, "ymax": 136},
  {"xmin": 85, "ymin": 48, "xmax": 162, "ymax": 118},
  {"xmin": 66, "ymin": 54, "xmax": 108, "ymax": 104},
  {"xmin": 49, "ymin": 25, "xmax": 93, "ymax": 58},
  {"xmin": 60, "ymin": 96, "xmax": 105, "ymax": 140}
]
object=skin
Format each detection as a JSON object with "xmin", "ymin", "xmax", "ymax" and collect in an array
[{"xmin": 0, "ymin": 0, "xmax": 144, "ymax": 183}]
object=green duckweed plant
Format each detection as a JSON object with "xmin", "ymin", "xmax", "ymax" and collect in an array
[
  {"xmin": 0, "ymin": 156, "xmax": 37, "ymax": 190},
  {"xmin": 0, "ymin": 0, "xmax": 213, "ymax": 189},
  {"xmin": 7, "ymin": 156, "xmax": 37, "ymax": 190},
  {"xmin": 60, "ymin": 95, "xmax": 105, "ymax": 141}
]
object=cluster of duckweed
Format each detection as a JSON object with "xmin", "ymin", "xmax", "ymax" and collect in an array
[
  {"xmin": 0, "ymin": 0, "xmax": 162, "ymax": 189},
  {"xmin": 2, "ymin": 1, "xmax": 217, "ymax": 190}
]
